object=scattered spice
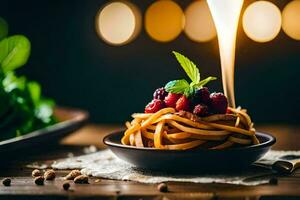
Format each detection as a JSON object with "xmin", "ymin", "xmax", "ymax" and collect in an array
[
  {"xmin": 74, "ymin": 175, "xmax": 89, "ymax": 184},
  {"xmin": 65, "ymin": 170, "xmax": 81, "ymax": 180},
  {"xmin": 32, "ymin": 169, "xmax": 41, "ymax": 177},
  {"xmin": 34, "ymin": 176, "xmax": 44, "ymax": 185},
  {"xmin": 2, "ymin": 178, "xmax": 11, "ymax": 186},
  {"xmin": 269, "ymin": 177, "xmax": 278, "ymax": 185},
  {"xmin": 157, "ymin": 183, "xmax": 168, "ymax": 192},
  {"xmin": 62, "ymin": 181, "xmax": 70, "ymax": 190},
  {"xmin": 44, "ymin": 169, "xmax": 56, "ymax": 180}
]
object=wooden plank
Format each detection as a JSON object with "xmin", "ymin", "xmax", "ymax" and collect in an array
[{"xmin": 0, "ymin": 125, "xmax": 299, "ymax": 199}]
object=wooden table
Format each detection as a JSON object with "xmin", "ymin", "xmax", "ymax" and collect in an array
[{"xmin": 0, "ymin": 124, "xmax": 300, "ymax": 200}]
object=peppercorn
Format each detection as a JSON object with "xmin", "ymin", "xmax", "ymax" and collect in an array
[
  {"xmin": 269, "ymin": 177, "xmax": 278, "ymax": 185},
  {"xmin": 2, "ymin": 178, "xmax": 11, "ymax": 186},
  {"xmin": 157, "ymin": 183, "xmax": 168, "ymax": 192},
  {"xmin": 62, "ymin": 181, "xmax": 70, "ymax": 190},
  {"xmin": 34, "ymin": 176, "xmax": 44, "ymax": 185}
]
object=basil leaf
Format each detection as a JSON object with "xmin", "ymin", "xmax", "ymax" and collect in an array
[
  {"xmin": 195, "ymin": 76, "xmax": 217, "ymax": 88},
  {"xmin": 0, "ymin": 17, "xmax": 8, "ymax": 41},
  {"xmin": 165, "ymin": 79, "xmax": 189, "ymax": 94},
  {"xmin": 172, "ymin": 51, "xmax": 200, "ymax": 83},
  {"xmin": 0, "ymin": 35, "xmax": 31, "ymax": 73}
]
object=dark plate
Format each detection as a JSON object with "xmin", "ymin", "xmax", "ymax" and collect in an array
[
  {"xmin": 0, "ymin": 107, "xmax": 89, "ymax": 154},
  {"xmin": 104, "ymin": 131, "xmax": 276, "ymax": 172}
]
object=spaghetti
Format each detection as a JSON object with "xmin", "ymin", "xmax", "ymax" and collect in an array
[{"xmin": 121, "ymin": 107, "xmax": 259, "ymax": 150}]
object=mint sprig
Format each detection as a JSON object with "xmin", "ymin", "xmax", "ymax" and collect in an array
[{"xmin": 164, "ymin": 51, "xmax": 216, "ymax": 97}]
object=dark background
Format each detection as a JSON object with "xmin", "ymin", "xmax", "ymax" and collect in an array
[{"xmin": 1, "ymin": 0, "xmax": 299, "ymax": 124}]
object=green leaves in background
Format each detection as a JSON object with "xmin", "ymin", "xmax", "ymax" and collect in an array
[
  {"xmin": 27, "ymin": 81, "xmax": 41, "ymax": 105},
  {"xmin": 0, "ymin": 17, "xmax": 8, "ymax": 41},
  {"xmin": 165, "ymin": 51, "xmax": 217, "ymax": 97},
  {"xmin": 0, "ymin": 35, "xmax": 31, "ymax": 73},
  {"xmin": 0, "ymin": 17, "xmax": 55, "ymax": 140}
]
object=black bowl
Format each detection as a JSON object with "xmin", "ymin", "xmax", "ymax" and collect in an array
[{"xmin": 104, "ymin": 131, "xmax": 276, "ymax": 172}]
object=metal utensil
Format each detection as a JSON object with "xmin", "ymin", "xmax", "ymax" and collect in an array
[
  {"xmin": 244, "ymin": 155, "xmax": 300, "ymax": 183},
  {"xmin": 272, "ymin": 158, "xmax": 300, "ymax": 174},
  {"xmin": 254, "ymin": 155, "xmax": 300, "ymax": 174}
]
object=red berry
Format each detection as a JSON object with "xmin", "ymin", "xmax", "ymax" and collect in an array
[
  {"xmin": 226, "ymin": 108, "xmax": 232, "ymax": 114},
  {"xmin": 210, "ymin": 92, "xmax": 228, "ymax": 114},
  {"xmin": 193, "ymin": 104, "xmax": 209, "ymax": 117},
  {"xmin": 164, "ymin": 93, "xmax": 181, "ymax": 108},
  {"xmin": 176, "ymin": 95, "xmax": 190, "ymax": 111},
  {"xmin": 193, "ymin": 87, "xmax": 210, "ymax": 104},
  {"xmin": 153, "ymin": 87, "xmax": 168, "ymax": 100},
  {"xmin": 145, "ymin": 99, "xmax": 165, "ymax": 113}
]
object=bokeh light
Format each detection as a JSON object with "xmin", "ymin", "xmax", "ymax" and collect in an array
[
  {"xmin": 282, "ymin": 0, "xmax": 300, "ymax": 40},
  {"xmin": 184, "ymin": 0, "xmax": 216, "ymax": 42},
  {"xmin": 145, "ymin": 0, "xmax": 184, "ymax": 42},
  {"xmin": 95, "ymin": 1, "xmax": 141, "ymax": 45},
  {"xmin": 242, "ymin": 1, "xmax": 282, "ymax": 42}
]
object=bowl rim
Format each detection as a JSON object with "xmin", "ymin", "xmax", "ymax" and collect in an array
[{"xmin": 103, "ymin": 130, "xmax": 276, "ymax": 152}]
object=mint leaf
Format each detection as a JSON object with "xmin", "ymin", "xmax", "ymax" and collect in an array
[
  {"xmin": 172, "ymin": 51, "xmax": 200, "ymax": 83},
  {"xmin": 0, "ymin": 35, "xmax": 31, "ymax": 73},
  {"xmin": 184, "ymin": 86, "xmax": 195, "ymax": 97},
  {"xmin": 194, "ymin": 76, "xmax": 217, "ymax": 88},
  {"xmin": 165, "ymin": 79, "xmax": 189, "ymax": 94}
]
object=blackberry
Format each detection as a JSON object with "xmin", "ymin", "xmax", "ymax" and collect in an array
[
  {"xmin": 153, "ymin": 87, "xmax": 168, "ymax": 100},
  {"xmin": 210, "ymin": 92, "xmax": 228, "ymax": 114},
  {"xmin": 193, "ymin": 104, "xmax": 209, "ymax": 117},
  {"xmin": 194, "ymin": 87, "xmax": 210, "ymax": 103}
]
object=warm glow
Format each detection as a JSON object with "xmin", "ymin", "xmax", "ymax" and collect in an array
[
  {"xmin": 282, "ymin": 0, "xmax": 300, "ymax": 40},
  {"xmin": 96, "ymin": 1, "xmax": 141, "ymax": 45},
  {"xmin": 145, "ymin": 0, "xmax": 184, "ymax": 42},
  {"xmin": 184, "ymin": 0, "xmax": 216, "ymax": 42},
  {"xmin": 207, "ymin": 0, "xmax": 244, "ymax": 108},
  {"xmin": 243, "ymin": 1, "xmax": 282, "ymax": 43}
]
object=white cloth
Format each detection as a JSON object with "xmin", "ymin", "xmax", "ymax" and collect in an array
[{"xmin": 52, "ymin": 150, "xmax": 300, "ymax": 186}]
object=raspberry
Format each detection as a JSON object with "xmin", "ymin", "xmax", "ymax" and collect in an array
[
  {"xmin": 176, "ymin": 95, "xmax": 190, "ymax": 111},
  {"xmin": 193, "ymin": 87, "xmax": 210, "ymax": 104},
  {"xmin": 210, "ymin": 92, "xmax": 228, "ymax": 114},
  {"xmin": 153, "ymin": 87, "xmax": 168, "ymax": 100},
  {"xmin": 164, "ymin": 93, "xmax": 181, "ymax": 108},
  {"xmin": 193, "ymin": 104, "xmax": 209, "ymax": 117},
  {"xmin": 226, "ymin": 108, "xmax": 232, "ymax": 114},
  {"xmin": 145, "ymin": 99, "xmax": 165, "ymax": 113}
]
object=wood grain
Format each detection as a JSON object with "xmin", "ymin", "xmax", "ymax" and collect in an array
[{"xmin": 0, "ymin": 124, "xmax": 300, "ymax": 199}]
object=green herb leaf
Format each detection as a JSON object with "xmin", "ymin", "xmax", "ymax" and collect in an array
[
  {"xmin": 0, "ymin": 35, "xmax": 31, "ymax": 73},
  {"xmin": 165, "ymin": 79, "xmax": 189, "ymax": 94},
  {"xmin": 172, "ymin": 51, "xmax": 200, "ymax": 83},
  {"xmin": 0, "ymin": 17, "xmax": 8, "ymax": 41},
  {"xmin": 184, "ymin": 86, "xmax": 195, "ymax": 97},
  {"xmin": 194, "ymin": 76, "xmax": 217, "ymax": 88}
]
